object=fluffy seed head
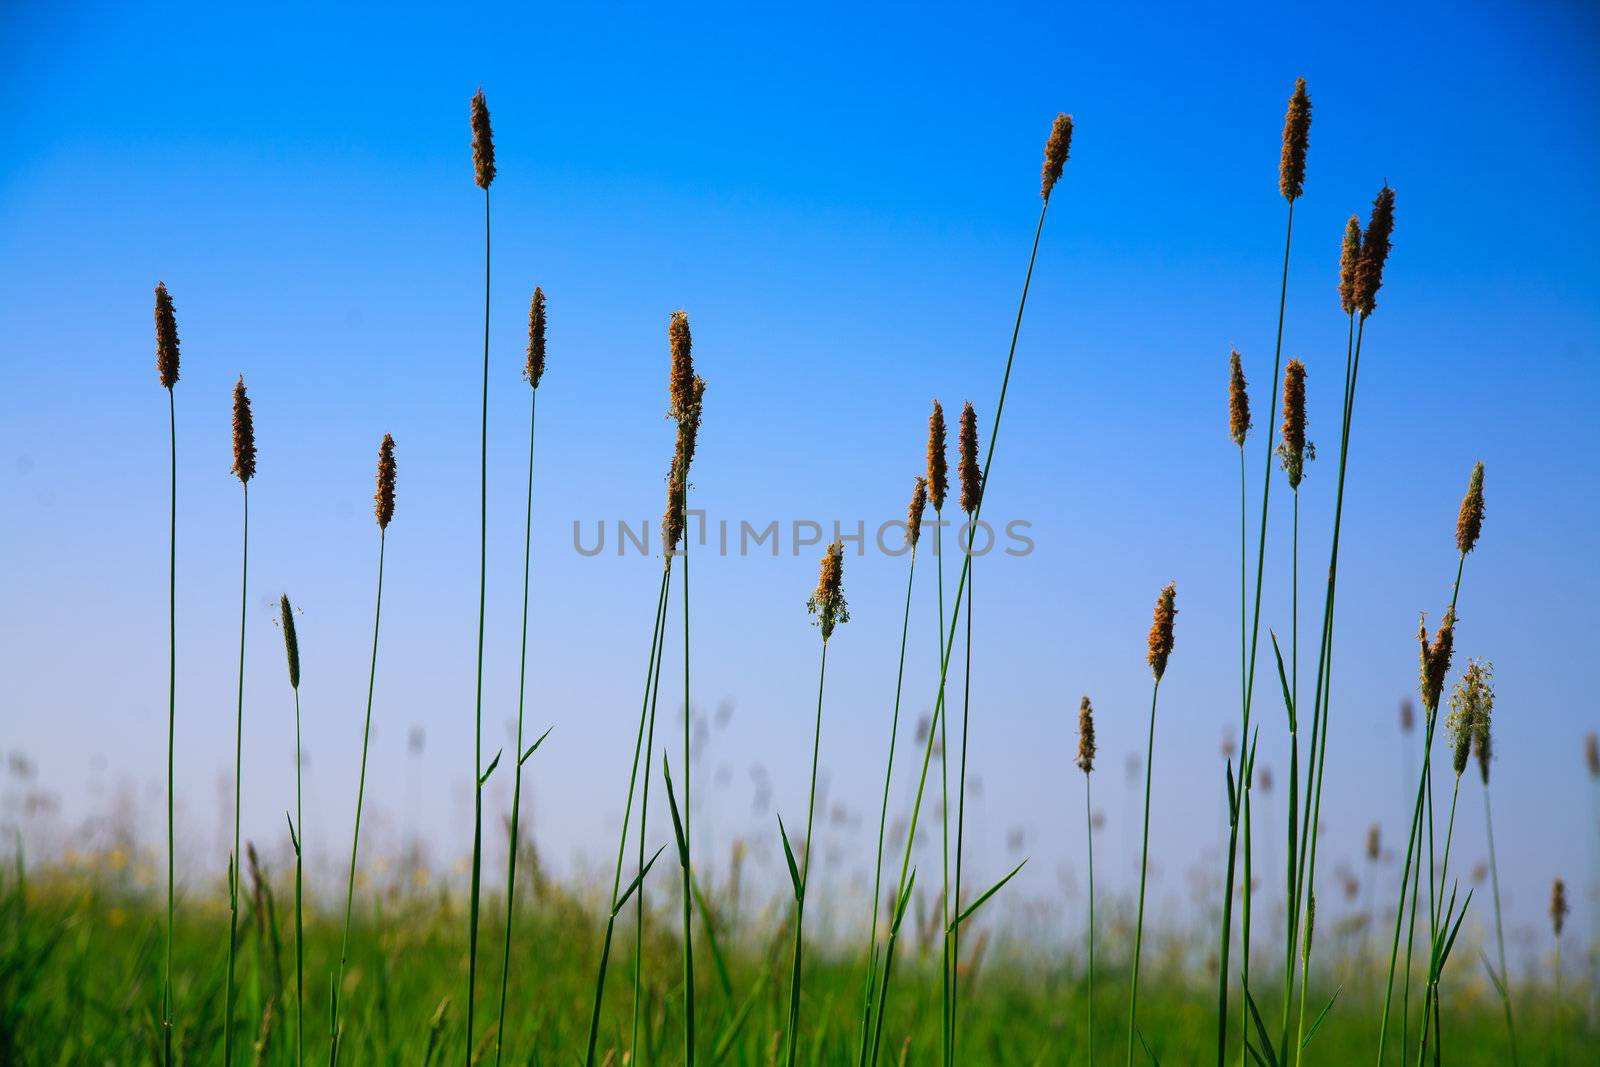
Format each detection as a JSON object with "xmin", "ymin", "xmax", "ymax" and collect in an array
[
  {"xmin": 1366, "ymin": 823, "xmax": 1381, "ymax": 862},
  {"xmin": 279, "ymin": 594, "xmax": 300, "ymax": 690},
  {"xmin": 1449, "ymin": 658, "xmax": 1497, "ymax": 784},
  {"xmin": 1279, "ymin": 358, "xmax": 1308, "ymax": 488},
  {"xmin": 907, "ymin": 476, "xmax": 928, "ymax": 549},
  {"xmin": 1417, "ymin": 607, "xmax": 1456, "ymax": 711},
  {"xmin": 374, "ymin": 433, "xmax": 396, "ymax": 529},
  {"xmin": 927, "ymin": 401, "xmax": 948, "ymax": 512},
  {"xmin": 1040, "ymin": 113, "xmax": 1074, "ymax": 200},
  {"xmin": 470, "ymin": 89, "xmax": 495, "ymax": 189},
  {"xmin": 669, "ymin": 311, "xmax": 695, "ymax": 418},
  {"xmin": 1338, "ymin": 216, "xmax": 1363, "ymax": 316},
  {"xmin": 1550, "ymin": 879, "xmax": 1567, "ymax": 938},
  {"xmin": 806, "ymin": 539, "xmax": 849, "ymax": 641},
  {"xmin": 958, "ymin": 401, "xmax": 981, "ymax": 514},
  {"xmin": 1076, "ymin": 696, "xmax": 1096, "ymax": 774},
  {"xmin": 1587, "ymin": 732, "xmax": 1600, "ymax": 779},
  {"xmin": 1147, "ymin": 583, "xmax": 1178, "ymax": 681},
  {"xmin": 1228, "ymin": 349, "xmax": 1251, "ymax": 447},
  {"xmin": 662, "ymin": 466, "xmax": 685, "ymax": 559},
  {"xmin": 1456, "ymin": 462, "xmax": 1485, "ymax": 555},
  {"xmin": 154, "ymin": 281, "xmax": 180, "ymax": 389},
  {"xmin": 525, "ymin": 287, "xmax": 547, "ymax": 388},
  {"xmin": 1279, "ymin": 78, "xmax": 1311, "ymax": 202},
  {"xmin": 231, "ymin": 376, "xmax": 256, "ymax": 484},
  {"xmin": 1355, "ymin": 185, "xmax": 1396, "ymax": 318}
]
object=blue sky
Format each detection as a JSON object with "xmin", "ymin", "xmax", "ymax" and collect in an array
[{"xmin": 2, "ymin": 0, "xmax": 1598, "ymax": 962}]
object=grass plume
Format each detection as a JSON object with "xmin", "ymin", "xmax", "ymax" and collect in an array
[
  {"xmin": 153, "ymin": 280, "xmax": 180, "ymax": 1066},
  {"xmin": 279, "ymin": 594, "xmax": 304, "ymax": 1067},
  {"xmin": 224, "ymin": 376, "xmax": 257, "ymax": 1065},
  {"xmin": 1279, "ymin": 77, "xmax": 1311, "ymax": 202},
  {"xmin": 1129, "ymin": 584, "xmax": 1176, "ymax": 1066}
]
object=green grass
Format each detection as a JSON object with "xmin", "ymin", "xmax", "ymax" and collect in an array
[{"xmin": 1, "ymin": 856, "xmax": 1587, "ymax": 1066}]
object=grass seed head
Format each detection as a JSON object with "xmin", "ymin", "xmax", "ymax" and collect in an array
[
  {"xmin": 927, "ymin": 401, "xmax": 948, "ymax": 512},
  {"xmin": 1418, "ymin": 606, "xmax": 1456, "ymax": 711},
  {"xmin": 1279, "ymin": 78, "xmax": 1311, "ymax": 202},
  {"xmin": 1040, "ymin": 112, "xmax": 1074, "ymax": 200},
  {"xmin": 958, "ymin": 401, "xmax": 981, "ymax": 514},
  {"xmin": 806, "ymin": 539, "xmax": 849, "ymax": 641},
  {"xmin": 1076, "ymin": 696, "xmax": 1096, "ymax": 774},
  {"xmin": 470, "ymin": 88, "xmax": 495, "ymax": 189},
  {"xmin": 662, "ymin": 467, "xmax": 685, "ymax": 559},
  {"xmin": 279, "ymin": 594, "xmax": 300, "ymax": 690},
  {"xmin": 1302, "ymin": 891, "xmax": 1316, "ymax": 961},
  {"xmin": 1278, "ymin": 358, "xmax": 1308, "ymax": 488},
  {"xmin": 525, "ymin": 287, "xmax": 546, "ymax": 388},
  {"xmin": 669, "ymin": 311, "xmax": 695, "ymax": 419},
  {"xmin": 1448, "ymin": 658, "xmax": 1496, "ymax": 784},
  {"xmin": 1147, "ymin": 583, "xmax": 1178, "ymax": 681},
  {"xmin": 907, "ymin": 476, "xmax": 928, "ymax": 549},
  {"xmin": 1338, "ymin": 216, "xmax": 1363, "ymax": 316},
  {"xmin": 1355, "ymin": 185, "xmax": 1396, "ymax": 318},
  {"xmin": 1228, "ymin": 349, "xmax": 1251, "ymax": 447},
  {"xmin": 154, "ymin": 281, "xmax": 180, "ymax": 389},
  {"xmin": 1456, "ymin": 461, "xmax": 1485, "ymax": 555},
  {"xmin": 1366, "ymin": 823, "xmax": 1381, "ymax": 862},
  {"xmin": 375, "ymin": 433, "xmax": 396, "ymax": 529},
  {"xmin": 1550, "ymin": 878, "xmax": 1567, "ymax": 938},
  {"xmin": 231, "ymin": 376, "xmax": 256, "ymax": 484}
]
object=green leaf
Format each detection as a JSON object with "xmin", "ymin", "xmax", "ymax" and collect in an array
[
  {"xmin": 1225, "ymin": 759, "xmax": 1238, "ymax": 822},
  {"xmin": 1299, "ymin": 985, "xmax": 1341, "ymax": 1049},
  {"xmin": 891, "ymin": 869, "xmax": 917, "ymax": 934},
  {"xmin": 1440, "ymin": 888, "xmax": 1473, "ymax": 968},
  {"xmin": 777, "ymin": 815, "xmax": 804, "ymax": 900},
  {"xmin": 690, "ymin": 872, "xmax": 734, "ymax": 998},
  {"xmin": 478, "ymin": 747, "xmax": 503, "ymax": 786},
  {"xmin": 1269, "ymin": 629, "xmax": 1296, "ymax": 733},
  {"xmin": 1135, "ymin": 1026, "xmax": 1163, "ymax": 1066},
  {"xmin": 519, "ymin": 725, "xmax": 554, "ymax": 766},
  {"xmin": 709, "ymin": 972, "xmax": 770, "ymax": 1064},
  {"xmin": 1480, "ymin": 951, "xmax": 1507, "ymax": 998},
  {"xmin": 662, "ymin": 755, "xmax": 690, "ymax": 867},
  {"xmin": 951, "ymin": 859, "xmax": 1027, "ymax": 929},
  {"xmin": 1242, "ymin": 985, "xmax": 1281, "ymax": 1067},
  {"xmin": 613, "ymin": 845, "xmax": 666, "ymax": 916},
  {"xmin": 285, "ymin": 812, "xmax": 299, "ymax": 854}
]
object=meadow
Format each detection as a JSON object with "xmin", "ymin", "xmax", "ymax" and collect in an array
[{"xmin": 2, "ymin": 80, "xmax": 1596, "ymax": 1067}]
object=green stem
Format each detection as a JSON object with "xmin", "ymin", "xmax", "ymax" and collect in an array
[
  {"xmin": 950, "ymin": 536, "xmax": 974, "ymax": 1062},
  {"xmin": 870, "ymin": 194, "xmax": 1052, "ymax": 1067},
  {"xmin": 466, "ymin": 184, "xmax": 491, "ymax": 1063},
  {"xmin": 857, "ymin": 548, "xmax": 918, "ymax": 1067},
  {"xmin": 1280, "ymin": 490, "xmax": 1301, "ymax": 1064},
  {"xmin": 495, "ymin": 389, "xmax": 538, "ymax": 1066},
  {"xmin": 293, "ymin": 687, "xmax": 304, "ymax": 1067},
  {"xmin": 935, "ymin": 512, "xmax": 950, "ymax": 1067},
  {"xmin": 784, "ymin": 639, "xmax": 830, "ymax": 1067},
  {"xmin": 1126, "ymin": 679, "xmax": 1162, "ymax": 1067},
  {"xmin": 633, "ymin": 565, "xmax": 673, "ymax": 1061},
  {"xmin": 1482, "ymin": 786, "xmax": 1518, "ymax": 1065},
  {"xmin": 225, "ymin": 484, "xmax": 249, "ymax": 1066},
  {"xmin": 163, "ymin": 386, "xmax": 176, "ymax": 1067},
  {"xmin": 332, "ymin": 529, "xmax": 386, "ymax": 1066},
  {"xmin": 679, "ymin": 484, "xmax": 696, "ymax": 1067},
  {"xmin": 1085, "ymin": 769, "xmax": 1096, "ymax": 1064},
  {"xmin": 584, "ymin": 566, "xmax": 671, "ymax": 1067}
]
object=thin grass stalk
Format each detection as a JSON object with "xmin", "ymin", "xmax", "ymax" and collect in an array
[
  {"xmin": 1084, "ymin": 767, "xmax": 1096, "ymax": 1062},
  {"xmin": 1414, "ymin": 773, "xmax": 1462, "ymax": 1060},
  {"xmin": 1482, "ymin": 786, "xmax": 1518, "ymax": 1063},
  {"xmin": 949, "ymin": 536, "xmax": 975, "ymax": 1061},
  {"xmin": 1279, "ymin": 490, "xmax": 1302, "ymax": 1064},
  {"xmin": 678, "ymin": 479, "xmax": 696, "ymax": 1067},
  {"xmin": 583, "ymin": 566, "xmax": 671, "ymax": 1067},
  {"xmin": 494, "ymin": 387, "xmax": 539, "ymax": 1066},
  {"xmin": 934, "ymin": 509, "xmax": 951, "ymax": 1067},
  {"xmin": 331, "ymin": 528, "xmax": 387, "ymax": 1065},
  {"xmin": 1221, "ymin": 197, "xmax": 1295, "ymax": 1067},
  {"xmin": 870, "ymin": 191, "xmax": 1056, "ymax": 1067},
  {"xmin": 1125, "ymin": 680, "xmax": 1163, "ymax": 1067},
  {"xmin": 856, "ymin": 545, "xmax": 918, "ymax": 1067},
  {"xmin": 292, "ymin": 686, "xmax": 303, "ymax": 1067},
  {"xmin": 783, "ymin": 639, "xmax": 831, "ymax": 1067},
  {"xmin": 631, "ymin": 564, "xmax": 673, "ymax": 1057},
  {"xmin": 162, "ymin": 386, "xmax": 177, "ymax": 1067},
  {"xmin": 225, "ymin": 483, "xmax": 250, "ymax": 1065},
  {"xmin": 465, "ymin": 179, "xmax": 492, "ymax": 1060}
]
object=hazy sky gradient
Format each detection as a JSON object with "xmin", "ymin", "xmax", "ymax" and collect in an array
[{"xmin": 3, "ymin": 0, "xmax": 1598, "ymax": 962}]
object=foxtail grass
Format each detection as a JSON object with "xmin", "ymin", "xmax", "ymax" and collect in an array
[
  {"xmin": 1077, "ymin": 697, "xmax": 1097, "ymax": 1062},
  {"xmin": 331, "ymin": 433, "xmax": 395, "ymax": 1065},
  {"xmin": 465, "ymin": 86, "xmax": 496, "ymax": 1059},
  {"xmin": 1127, "ymin": 583, "xmax": 1177, "ymax": 1067},
  {"xmin": 1551, "ymin": 878, "xmax": 1568, "ymax": 1064},
  {"xmin": 948, "ymin": 401, "xmax": 981, "ymax": 1064},
  {"xmin": 279, "ymin": 594, "xmax": 304, "ymax": 1067},
  {"xmin": 782, "ymin": 540, "xmax": 848, "ymax": 1066},
  {"xmin": 153, "ymin": 280, "xmax": 180, "ymax": 1067},
  {"xmin": 925, "ymin": 398, "xmax": 954, "ymax": 1067},
  {"xmin": 224, "ymin": 375, "xmax": 256, "ymax": 1067},
  {"xmin": 1469, "ymin": 644, "xmax": 1517, "ymax": 1065},
  {"xmin": 495, "ymin": 288, "xmax": 551, "ymax": 1066},
  {"xmin": 869, "ymin": 110, "xmax": 1071, "ymax": 1067}
]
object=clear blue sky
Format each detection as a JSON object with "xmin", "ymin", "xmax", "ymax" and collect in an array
[{"xmin": 2, "ymin": 1, "xmax": 1597, "ymax": 964}]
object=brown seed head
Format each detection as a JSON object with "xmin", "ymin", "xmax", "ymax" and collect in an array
[
  {"xmin": 907, "ymin": 476, "xmax": 928, "ymax": 549},
  {"xmin": 1278, "ymin": 358, "xmax": 1309, "ymax": 488},
  {"xmin": 1228, "ymin": 349, "xmax": 1251, "ymax": 447},
  {"xmin": 1366, "ymin": 823, "xmax": 1381, "ymax": 862},
  {"xmin": 669, "ymin": 311, "xmax": 695, "ymax": 419},
  {"xmin": 1076, "ymin": 696, "xmax": 1096, "ymax": 774},
  {"xmin": 1040, "ymin": 113, "xmax": 1074, "ymax": 201},
  {"xmin": 1456, "ymin": 462, "xmax": 1485, "ymax": 555},
  {"xmin": 958, "ymin": 401, "xmax": 981, "ymax": 514},
  {"xmin": 674, "ymin": 375, "xmax": 707, "ymax": 478},
  {"xmin": 279, "ymin": 593, "xmax": 300, "ymax": 690},
  {"xmin": 374, "ymin": 433, "xmax": 396, "ymax": 529},
  {"xmin": 231, "ymin": 376, "xmax": 256, "ymax": 484},
  {"xmin": 1587, "ymin": 732, "xmax": 1600, "ymax": 779},
  {"xmin": 470, "ymin": 89, "xmax": 495, "ymax": 189},
  {"xmin": 806, "ymin": 539, "xmax": 849, "ymax": 641},
  {"xmin": 927, "ymin": 401, "xmax": 948, "ymax": 512},
  {"xmin": 525, "ymin": 287, "xmax": 547, "ymax": 388},
  {"xmin": 1279, "ymin": 78, "xmax": 1311, "ymax": 202},
  {"xmin": 1550, "ymin": 878, "xmax": 1567, "ymax": 938},
  {"xmin": 1338, "ymin": 216, "xmax": 1363, "ymax": 316},
  {"xmin": 154, "ymin": 281, "xmax": 180, "ymax": 389},
  {"xmin": 1417, "ymin": 606, "xmax": 1456, "ymax": 711},
  {"xmin": 662, "ymin": 466, "xmax": 685, "ymax": 559},
  {"xmin": 1147, "ymin": 583, "xmax": 1178, "ymax": 681},
  {"xmin": 1355, "ymin": 185, "xmax": 1396, "ymax": 318}
]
